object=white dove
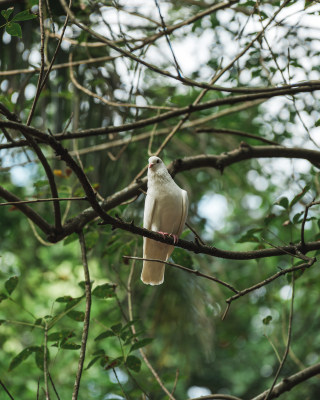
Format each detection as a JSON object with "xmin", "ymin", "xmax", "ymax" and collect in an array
[{"xmin": 141, "ymin": 156, "xmax": 188, "ymax": 285}]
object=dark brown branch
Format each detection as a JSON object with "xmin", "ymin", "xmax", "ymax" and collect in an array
[
  {"xmin": 196, "ymin": 128, "xmax": 279, "ymax": 146},
  {"xmin": 2, "ymin": 79, "xmax": 320, "ymax": 143},
  {"xmin": 251, "ymin": 362, "xmax": 320, "ymax": 400},
  {"xmin": 21, "ymin": 133, "xmax": 62, "ymax": 229},
  {"xmin": 72, "ymin": 231, "xmax": 91, "ymax": 400},
  {"xmin": 54, "ymin": 82, "xmax": 320, "ymax": 140}
]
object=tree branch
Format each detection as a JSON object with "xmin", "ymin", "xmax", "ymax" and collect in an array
[
  {"xmin": 123, "ymin": 255, "xmax": 239, "ymax": 293},
  {"xmin": 72, "ymin": 231, "xmax": 91, "ymax": 400},
  {"xmin": 251, "ymin": 362, "xmax": 320, "ymax": 400}
]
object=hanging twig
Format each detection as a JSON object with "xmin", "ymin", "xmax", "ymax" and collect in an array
[
  {"xmin": 154, "ymin": 0, "xmax": 182, "ymax": 77},
  {"xmin": 44, "ymin": 323, "xmax": 50, "ymax": 400},
  {"xmin": 263, "ymin": 274, "xmax": 295, "ymax": 400},
  {"xmin": 72, "ymin": 231, "xmax": 92, "ymax": 400},
  {"xmin": 126, "ymin": 255, "xmax": 177, "ymax": 400}
]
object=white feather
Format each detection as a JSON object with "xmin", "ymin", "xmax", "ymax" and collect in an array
[{"xmin": 141, "ymin": 156, "xmax": 188, "ymax": 285}]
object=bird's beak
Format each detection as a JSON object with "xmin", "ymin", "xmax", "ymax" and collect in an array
[{"xmin": 148, "ymin": 162, "xmax": 154, "ymax": 169}]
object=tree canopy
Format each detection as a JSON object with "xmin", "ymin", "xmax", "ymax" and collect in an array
[{"xmin": 1, "ymin": 0, "xmax": 320, "ymax": 399}]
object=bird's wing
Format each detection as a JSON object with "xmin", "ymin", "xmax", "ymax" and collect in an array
[
  {"xmin": 143, "ymin": 193, "xmax": 156, "ymax": 230},
  {"xmin": 176, "ymin": 189, "xmax": 189, "ymax": 237},
  {"xmin": 142, "ymin": 194, "xmax": 169, "ymax": 285}
]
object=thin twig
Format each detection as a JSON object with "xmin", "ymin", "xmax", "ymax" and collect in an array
[
  {"xmin": 222, "ymin": 258, "xmax": 315, "ymax": 320},
  {"xmin": 112, "ymin": 368, "xmax": 129, "ymax": 400},
  {"xmin": 123, "ymin": 256, "xmax": 238, "ymax": 293},
  {"xmin": 0, "ymin": 379, "xmax": 15, "ymax": 400},
  {"xmin": 188, "ymin": 395, "xmax": 243, "ymax": 400},
  {"xmin": 300, "ymin": 200, "xmax": 320, "ymax": 247},
  {"xmin": 72, "ymin": 231, "xmax": 92, "ymax": 400},
  {"xmin": 263, "ymin": 274, "xmax": 295, "ymax": 400},
  {"xmin": 44, "ymin": 323, "xmax": 50, "ymax": 400},
  {"xmin": 49, "ymin": 373, "xmax": 61, "ymax": 400},
  {"xmin": 154, "ymin": 0, "xmax": 182, "ymax": 77},
  {"xmin": 0, "ymin": 196, "xmax": 87, "ymax": 207},
  {"xmin": 27, "ymin": 0, "xmax": 46, "ymax": 126},
  {"xmin": 127, "ymin": 256, "xmax": 176, "ymax": 400},
  {"xmin": 185, "ymin": 222, "xmax": 205, "ymax": 245}
]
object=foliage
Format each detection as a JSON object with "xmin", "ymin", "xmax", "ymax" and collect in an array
[{"xmin": 1, "ymin": 0, "xmax": 320, "ymax": 399}]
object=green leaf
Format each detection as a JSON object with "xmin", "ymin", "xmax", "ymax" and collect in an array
[
  {"xmin": 290, "ymin": 185, "xmax": 311, "ymax": 207},
  {"xmin": 92, "ymin": 283, "xmax": 116, "ymax": 299},
  {"xmin": 47, "ymin": 330, "xmax": 75, "ymax": 342},
  {"xmin": 55, "ymin": 295, "xmax": 74, "ymax": 303},
  {"xmin": 292, "ymin": 211, "xmax": 304, "ymax": 224},
  {"xmin": 1, "ymin": 7, "xmax": 14, "ymax": 21},
  {"xmin": 5, "ymin": 276, "xmax": 19, "ymax": 295},
  {"xmin": 6, "ymin": 22, "xmax": 22, "ymax": 38},
  {"xmin": 262, "ymin": 315, "xmax": 272, "ymax": 325},
  {"xmin": 12, "ymin": 9, "xmax": 37, "ymax": 22},
  {"xmin": 35, "ymin": 346, "xmax": 49, "ymax": 371},
  {"xmin": 103, "ymin": 356, "xmax": 124, "ymax": 370},
  {"xmin": 60, "ymin": 342, "xmax": 81, "ymax": 350},
  {"xmin": 130, "ymin": 338, "xmax": 153, "ymax": 353},
  {"xmin": 315, "ymin": 119, "xmax": 320, "ymax": 127},
  {"xmin": 33, "ymin": 180, "xmax": 48, "ymax": 188},
  {"xmin": 86, "ymin": 356, "xmax": 101, "ymax": 370},
  {"xmin": 85, "ymin": 231, "xmax": 99, "ymax": 249},
  {"xmin": 0, "ymin": 293, "xmax": 8, "ymax": 303},
  {"xmin": 236, "ymin": 228, "xmax": 262, "ymax": 243},
  {"xmin": 172, "ymin": 248, "xmax": 193, "ymax": 267},
  {"xmin": 126, "ymin": 355, "xmax": 141, "ymax": 372},
  {"xmin": 275, "ymin": 197, "xmax": 289, "ymax": 209},
  {"xmin": 63, "ymin": 233, "xmax": 78, "ymax": 246},
  {"xmin": 66, "ymin": 310, "xmax": 85, "ymax": 322},
  {"xmin": 95, "ymin": 330, "xmax": 116, "ymax": 341},
  {"xmin": 9, "ymin": 347, "xmax": 37, "ymax": 371},
  {"xmin": 64, "ymin": 297, "xmax": 83, "ymax": 310},
  {"xmin": 32, "ymin": 318, "xmax": 44, "ymax": 330},
  {"xmin": 111, "ymin": 323, "xmax": 122, "ymax": 335},
  {"xmin": 78, "ymin": 280, "xmax": 94, "ymax": 290},
  {"xmin": 0, "ymin": 319, "xmax": 6, "ymax": 326}
]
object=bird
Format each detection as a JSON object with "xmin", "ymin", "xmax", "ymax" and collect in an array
[{"xmin": 141, "ymin": 156, "xmax": 188, "ymax": 285}]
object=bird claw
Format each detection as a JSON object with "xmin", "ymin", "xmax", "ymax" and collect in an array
[{"xmin": 157, "ymin": 231, "xmax": 178, "ymax": 244}]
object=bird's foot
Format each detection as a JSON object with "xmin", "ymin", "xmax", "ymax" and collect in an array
[{"xmin": 158, "ymin": 231, "xmax": 179, "ymax": 244}]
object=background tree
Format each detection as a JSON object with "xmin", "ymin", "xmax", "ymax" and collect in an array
[{"xmin": 1, "ymin": 0, "xmax": 320, "ymax": 399}]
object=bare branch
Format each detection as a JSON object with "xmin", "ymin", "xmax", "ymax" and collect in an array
[
  {"xmin": 222, "ymin": 257, "xmax": 315, "ymax": 320},
  {"xmin": 72, "ymin": 231, "xmax": 91, "ymax": 400},
  {"xmin": 126, "ymin": 256, "xmax": 177, "ymax": 400},
  {"xmin": 251, "ymin": 362, "xmax": 320, "ymax": 400},
  {"xmin": 123, "ymin": 255, "xmax": 239, "ymax": 293}
]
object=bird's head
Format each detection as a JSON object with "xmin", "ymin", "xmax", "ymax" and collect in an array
[{"xmin": 148, "ymin": 156, "xmax": 164, "ymax": 171}]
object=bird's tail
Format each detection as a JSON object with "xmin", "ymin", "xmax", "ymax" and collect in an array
[
  {"xmin": 141, "ymin": 260, "xmax": 165, "ymax": 285},
  {"xmin": 141, "ymin": 238, "xmax": 173, "ymax": 285}
]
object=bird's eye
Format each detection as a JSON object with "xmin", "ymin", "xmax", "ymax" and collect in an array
[{"xmin": 156, "ymin": 159, "xmax": 160, "ymax": 163}]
